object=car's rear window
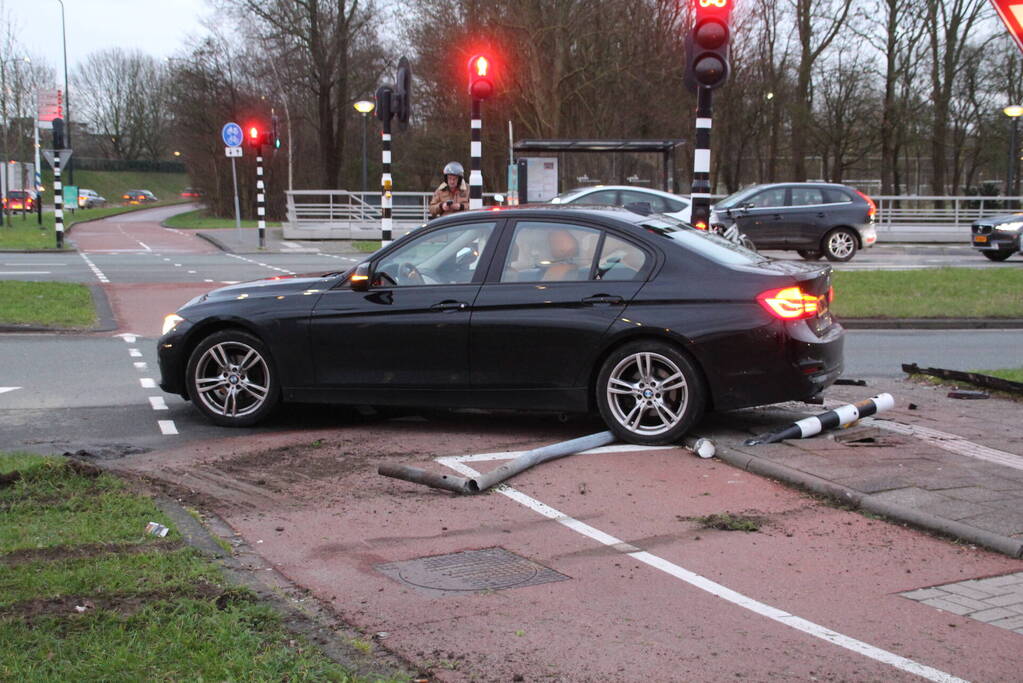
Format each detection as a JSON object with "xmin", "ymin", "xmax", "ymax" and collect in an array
[{"xmin": 640, "ymin": 218, "xmax": 765, "ymax": 266}]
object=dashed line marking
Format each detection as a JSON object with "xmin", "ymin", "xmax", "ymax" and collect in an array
[
  {"xmin": 79, "ymin": 253, "xmax": 110, "ymax": 283},
  {"xmin": 0, "ymin": 387, "xmax": 22, "ymax": 394},
  {"xmin": 225, "ymin": 253, "xmax": 295, "ymax": 275},
  {"xmin": 437, "ymin": 451, "xmax": 964, "ymax": 683},
  {"xmin": 137, "ymin": 241, "xmax": 152, "ymax": 252},
  {"xmin": 158, "ymin": 420, "xmax": 178, "ymax": 435},
  {"xmin": 140, "ymin": 378, "xmax": 157, "ymax": 389},
  {"xmin": 129, "ymin": 348, "xmax": 142, "ymax": 357},
  {"xmin": 133, "ymin": 361, "xmax": 148, "ymax": 370},
  {"xmin": 149, "ymin": 396, "xmax": 168, "ymax": 411}
]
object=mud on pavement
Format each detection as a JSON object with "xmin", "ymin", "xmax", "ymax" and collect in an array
[{"xmin": 103, "ymin": 382, "xmax": 1023, "ymax": 682}]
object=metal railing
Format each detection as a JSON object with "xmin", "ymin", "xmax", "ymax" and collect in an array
[{"xmin": 873, "ymin": 195, "xmax": 1021, "ymax": 230}]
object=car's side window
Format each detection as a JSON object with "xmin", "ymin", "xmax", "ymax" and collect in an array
[
  {"xmin": 501, "ymin": 222, "xmax": 601, "ymax": 283},
  {"xmin": 665, "ymin": 197, "xmax": 688, "ymax": 213},
  {"xmin": 746, "ymin": 188, "xmax": 787, "ymax": 208},
  {"xmin": 572, "ymin": 190, "xmax": 618, "ymax": 205},
  {"xmin": 596, "ymin": 235, "xmax": 648, "ymax": 281},
  {"xmin": 791, "ymin": 188, "xmax": 825, "ymax": 206},
  {"xmin": 619, "ymin": 190, "xmax": 667, "ymax": 214},
  {"xmin": 823, "ymin": 188, "xmax": 853, "ymax": 204},
  {"xmin": 375, "ymin": 222, "xmax": 496, "ymax": 287}
]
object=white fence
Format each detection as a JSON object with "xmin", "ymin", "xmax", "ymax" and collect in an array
[{"xmin": 285, "ymin": 190, "xmax": 1020, "ymax": 241}]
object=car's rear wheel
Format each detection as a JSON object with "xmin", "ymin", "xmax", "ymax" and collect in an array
[
  {"xmin": 982, "ymin": 249, "xmax": 1014, "ymax": 262},
  {"xmin": 822, "ymin": 228, "xmax": 858, "ymax": 262},
  {"xmin": 797, "ymin": 249, "xmax": 823, "ymax": 260},
  {"xmin": 596, "ymin": 341, "xmax": 706, "ymax": 445},
  {"xmin": 186, "ymin": 330, "xmax": 280, "ymax": 427}
]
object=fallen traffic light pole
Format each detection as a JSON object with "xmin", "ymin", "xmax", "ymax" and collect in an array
[{"xmin": 744, "ymin": 393, "xmax": 895, "ymax": 446}]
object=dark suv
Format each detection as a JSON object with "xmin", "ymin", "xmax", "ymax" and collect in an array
[
  {"xmin": 710, "ymin": 182, "xmax": 877, "ymax": 261},
  {"xmin": 970, "ymin": 213, "xmax": 1022, "ymax": 261}
]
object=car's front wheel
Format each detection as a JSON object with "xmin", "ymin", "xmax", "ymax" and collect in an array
[
  {"xmin": 982, "ymin": 249, "xmax": 1014, "ymax": 262},
  {"xmin": 596, "ymin": 341, "xmax": 706, "ymax": 445},
  {"xmin": 186, "ymin": 330, "xmax": 280, "ymax": 427},
  {"xmin": 822, "ymin": 228, "xmax": 858, "ymax": 262}
]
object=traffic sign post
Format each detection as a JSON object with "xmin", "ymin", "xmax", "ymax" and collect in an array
[{"xmin": 222, "ymin": 122, "xmax": 244, "ymax": 236}]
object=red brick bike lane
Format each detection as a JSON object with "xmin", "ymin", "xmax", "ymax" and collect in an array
[{"xmin": 114, "ymin": 420, "xmax": 1021, "ymax": 682}]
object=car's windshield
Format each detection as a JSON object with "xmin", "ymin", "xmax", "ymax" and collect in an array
[
  {"xmin": 639, "ymin": 217, "xmax": 765, "ymax": 266},
  {"xmin": 714, "ymin": 186, "xmax": 764, "ymax": 210}
]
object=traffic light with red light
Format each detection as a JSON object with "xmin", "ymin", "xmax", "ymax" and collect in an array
[
  {"xmin": 685, "ymin": 0, "xmax": 732, "ymax": 92},
  {"xmin": 468, "ymin": 54, "xmax": 494, "ymax": 100}
]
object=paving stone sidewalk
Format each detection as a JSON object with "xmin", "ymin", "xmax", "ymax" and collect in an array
[{"xmin": 902, "ymin": 572, "xmax": 1023, "ymax": 634}]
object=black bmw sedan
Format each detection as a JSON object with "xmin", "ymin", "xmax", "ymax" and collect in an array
[{"xmin": 158, "ymin": 206, "xmax": 844, "ymax": 445}]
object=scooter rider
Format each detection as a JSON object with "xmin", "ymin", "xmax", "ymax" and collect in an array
[{"xmin": 429, "ymin": 161, "xmax": 470, "ymax": 218}]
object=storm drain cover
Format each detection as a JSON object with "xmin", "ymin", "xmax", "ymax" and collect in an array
[{"xmin": 376, "ymin": 547, "xmax": 569, "ymax": 597}]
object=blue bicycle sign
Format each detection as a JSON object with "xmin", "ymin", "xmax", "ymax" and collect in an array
[{"xmin": 221, "ymin": 122, "xmax": 244, "ymax": 148}]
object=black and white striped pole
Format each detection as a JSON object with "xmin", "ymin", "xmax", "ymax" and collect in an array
[
  {"xmin": 689, "ymin": 88, "xmax": 712, "ymax": 230},
  {"xmin": 375, "ymin": 85, "xmax": 395, "ymax": 246},
  {"xmin": 51, "ymin": 117, "xmax": 66, "ymax": 249},
  {"xmin": 745, "ymin": 393, "xmax": 895, "ymax": 446},
  {"xmin": 256, "ymin": 152, "xmax": 266, "ymax": 249},
  {"xmin": 467, "ymin": 55, "xmax": 493, "ymax": 210}
]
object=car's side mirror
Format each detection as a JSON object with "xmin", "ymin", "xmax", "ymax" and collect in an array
[{"xmin": 350, "ymin": 262, "xmax": 371, "ymax": 292}]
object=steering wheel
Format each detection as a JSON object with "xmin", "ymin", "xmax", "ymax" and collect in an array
[{"xmin": 399, "ymin": 262, "xmax": 425, "ymax": 286}]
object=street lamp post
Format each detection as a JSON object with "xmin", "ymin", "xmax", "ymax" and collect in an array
[
  {"xmin": 353, "ymin": 100, "xmax": 375, "ymax": 199},
  {"xmin": 1005, "ymin": 105, "xmax": 1023, "ymax": 201},
  {"xmin": 54, "ymin": 0, "xmax": 72, "ymax": 185}
]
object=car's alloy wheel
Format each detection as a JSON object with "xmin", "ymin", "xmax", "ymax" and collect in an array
[
  {"xmin": 982, "ymin": 249, "xmax": 1014, "ymax": 262},
  {"xmin": 186, "ymin": 330, "xmax": 279, "ymax": 427},
  {"xmin": 797, "ymin": 249, "xmax": 823, "ymax": 260},
  {"xmin": 822, "ymin": 228, "xmax": 857, "ymax": 262},
  {"xmin": 596, "ymin": 341, "xmax": 705, "ymax": 445}
]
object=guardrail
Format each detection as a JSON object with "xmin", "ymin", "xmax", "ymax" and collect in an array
[{"xmin": 285, "ymin": 190, "xmax": 1022, "ymax": 240}]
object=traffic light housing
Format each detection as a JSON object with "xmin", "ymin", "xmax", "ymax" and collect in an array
[
  {"xmin": 468, "ymin": 54, "xmax": 493, "ymax": 100},
  {"xmin": 685, "ymin": 0, "xmax": 732, "ymax": 92},
  {"xmin": 271, "ymin": 115, "xmax": 281, "ymax": 149},
  {"xmin": 52, "ymin": 117, "xmax": 65, "ymax": 149}
]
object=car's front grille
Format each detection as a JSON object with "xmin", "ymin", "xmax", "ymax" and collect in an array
[{"xmin": 972, "ymin": 224, "xmax": 993, "ymax": 235}]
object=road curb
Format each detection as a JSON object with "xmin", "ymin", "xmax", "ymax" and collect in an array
[
  {"xmin": 712, "ymin": 442, "xmax": 1023, "ymax": 559},
  {"xmin": 192, "ymin": 230, "xmax": 235, "ymax": 253},
  {"xmin": 841, "ymin": 318, "xmax": 1023, "ymax": 329},
  {"xmin": 149, "ymin": 494, "xmax": 416, "ymax": 680}
]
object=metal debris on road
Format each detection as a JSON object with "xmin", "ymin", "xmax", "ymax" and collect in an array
[
  {"xmin": 947, "ymin": 389, "xmax": 990, "ymax": 400},
  {"xmin": 744, "ymin": 393, "xmax": 895, "ymax": 445},
  {"xmin": 145, "ymin": 522, "xmax": 170, "ymax": 537}
]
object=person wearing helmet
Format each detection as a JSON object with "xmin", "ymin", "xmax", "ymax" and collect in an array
[{"xmin": 429, "ymin": 161, "xmax": 470, "ymax": 218}]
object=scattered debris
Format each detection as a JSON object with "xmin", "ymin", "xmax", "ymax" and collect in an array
[
  {"xmin": 902, "ymin": 363, "xmax": 1023, "ymax": 396},
  {"xmin": 690, "ymin": 513, "xmax": 761, "ymax": 532},
  {"xmin": 831, "ymin": 426, "xmax": 885, "ymax": 444},
  {"xmin": 835, "ymin": 378, "xmax": 867, "ymax": 386},
  {"xmin": 908, "ymin": 403, "xmax": 918, "ymax": 410},
  {"xmin": 145, "ymin": 522, "xmax": 170, "ymax": 537},
  {"xmin": 745, "ymin": 393, "xmax": 895, "ymax": 445},
  {"xmin": 685, "ymin": 437, "xmax": 716, "ymax": 459},
  {"xmin": 947, "ymin": 390, "xmax": 990, "ymax": 400},
  {"xmin": 0, "ymin": 470, "xmax": 21, "ymax": 488}
]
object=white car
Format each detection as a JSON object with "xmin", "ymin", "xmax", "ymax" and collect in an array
[
  {"xmin": 550, "ymin": 185, "xmax": 692, "ymax": 222},
  {"xmin": 78, "ymin": 189, "xmax": 107, "ymax": 209}
]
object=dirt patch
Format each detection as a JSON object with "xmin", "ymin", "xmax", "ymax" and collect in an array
[
  {"xmin": 1, "ymin": 583, "xmax": 236, "ymax": 622},
  {"xmin": 0, "ymin": 539, "xmax": 184, "ymax": 567}
]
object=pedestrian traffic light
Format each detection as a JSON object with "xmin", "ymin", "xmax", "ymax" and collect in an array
[
  {"xmin": 686, "ymin": 0, "xmax": 732, "ymax": 91},
  {"xmin": 468, "ymin": 54, "xmax": 493, "ymax": 100},
  {"xmin": 271, "ymin": 115, "xmax": 281, "ymax": 149}
]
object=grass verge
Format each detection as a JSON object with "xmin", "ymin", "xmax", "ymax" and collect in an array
[
  {"xmin": 163, "ymin": 209, "xmax": 282, "ymax": 230},
  {"xmin": 353, "ymin": 240, "xmax": 380, "ymax": 253},
  {"xmin": 0, "ymin": 281, "xmax": 95, "ymax": 328},
  {"xmin": 0, "ymin": 453, "xmax": 369, "ymax": 681},
  {"xmin": 832, "ymin": 268, "xmax": 1023, "ymax": 318}
]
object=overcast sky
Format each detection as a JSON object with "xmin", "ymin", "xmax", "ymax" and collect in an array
[{"xmin": 5, "ymin": 0, "xmax": 210, "ymax": 76}]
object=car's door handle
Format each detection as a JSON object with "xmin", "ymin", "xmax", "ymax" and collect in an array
[
  {"xmin": 431, "ymin": 300, "xmax": 468, "ymax": 312},
  {"xmin": 772, "ymin": 214, "xmax": 784, "ymax": 220},
  {"xmin": 816, "ymin": 212, "xmax": 826, "ymax": 218},
  {"xmin": 582, "ymin": 295, "xmax": 624, "ymax": 305}
]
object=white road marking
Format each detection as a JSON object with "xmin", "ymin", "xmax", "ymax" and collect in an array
[
  {"xmin": 281, "ymin": 241, "xmax": 303, "ymax": 248},
  {"xmin": 225, "ymin": 252, "xmax": 295, "ymax": 275},
  {"xmin": 437, "ymin": 453, "xmax": 965, "ymax": 683},
  {"xmin": 149, "ymin": 396, "xmax": 168, "ymax": 411},
  {"xmin": 0, "ymin": 387, "xmax": 22, "ymax": 394},
  {"xmin": 188, "ymin": 270, "xmax": 196, "ymax": 274},
  {"xmin": 116, "ymin": 333, "xmax": 137, "ymax": 343},
  {"xmin": 78, "ymin": 253, "xmax": 109, "ymax": 283},
  {"xmin": 133, "ymin": 361, "xmax": 147, "ymax": 370},
  {"xmin": 158, "ymin": 420, "xmax": 178, "ymax": 435},
  {"xmin": 137, "ymin": 241, "xmax": 152, "ymax": 251},
  {"xmin": 128, "ymin": 348, "xmax": 142, "ymax": 357},
  {"xmin": 204, "ymin": 279, "xmax": 214, "ymax": 283},
  {"xmin": 140, "ymin": 378, "xmax": 157, "ymax": 389},
  {"xmin": 868, "ymin": 417, "xmax": 1023, "ymax": 472}
]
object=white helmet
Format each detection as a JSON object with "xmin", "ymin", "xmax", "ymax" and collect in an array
[{"xmin": 443, "ymin": 161, "xmax": 464, "ymax": 178}]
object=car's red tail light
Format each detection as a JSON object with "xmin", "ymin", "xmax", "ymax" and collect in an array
[
  {"xmin": 855, "ymin": 190, "xmax": 876, "ymax": 219},
  {"xmin": 757, "ymin": 286, "xmax": 821, "ymax": 320}
]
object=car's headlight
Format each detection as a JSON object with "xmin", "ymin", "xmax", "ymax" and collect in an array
[
  {"xmin": 162, "ymin": 313, "xmax": 185, "ymax": 335},
  {"xmin": 995, "ymin": 221, "xmax": 1023, "ymax": 233}
]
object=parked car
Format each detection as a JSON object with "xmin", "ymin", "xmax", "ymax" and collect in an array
[
  {"xmin": 78, "ymin": 189, "xmax": 106, "ymax": 209},
  {"xmin": 710, "ymin": 182, "xmax": 877, "ymax": 262},
  {"xmin": 551, "ymin": 185, "xmax": 692, "ymax": 222},
  {"xmin": 122, "ymin": 190, "xmax": 158, "ymax": 205},
  {"xmin": 180, "ymin": 187, "xmax": 204, "ymax": 199},
  {"xmin": 158, "ymin": 206, "xmax": 843, "ymax": 445},
  {"xmin": 3, "ymin": 190, "xmax": 35, "ymax": 212},
  {"xmin": 970, "ymin": 212, "xmax": 1022, "ymax": 261}
]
